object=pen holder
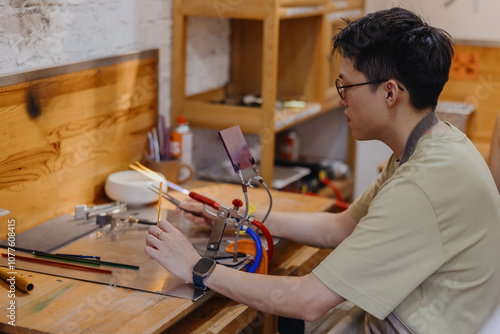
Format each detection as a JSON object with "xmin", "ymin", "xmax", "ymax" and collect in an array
[{"xmin": 144, "ymin": 157, "xmax": 194, "ymax": 184}]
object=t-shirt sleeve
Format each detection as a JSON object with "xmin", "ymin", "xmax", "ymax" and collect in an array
[{"xmin": 313, "ymin": 176, "xmax": 445, "ymax": 319}]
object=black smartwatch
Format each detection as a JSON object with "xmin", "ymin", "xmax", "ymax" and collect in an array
[{"xmin": 192, "ymin": 257, "xmax": 216, "ymax": 291}]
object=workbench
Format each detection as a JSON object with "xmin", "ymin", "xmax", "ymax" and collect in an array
[{"xmin": 0, "ymin": 181, "xmax": 335, "ymax": 333}]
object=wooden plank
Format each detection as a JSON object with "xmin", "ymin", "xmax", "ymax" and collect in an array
[
  {"xmin": 229, "ymin": 19, "xmax": 264, "ymax": 99},
  {"xmin": 0, "ymin": 54, "xmax": 158, "ymax": 240},
  {"xmin": 0, "ymin": 269, "xmax": 194, "ymax": 334},
  {"xmin": 275, "ymin": 103, "xmax": 332, "ymax": 132},
  {"xmin": 278, "ymin": 7, "xmax": 325, "ymax": 20},
  {"xmin": 267, "ymin": 239, "xmax": 331, "ymax": 276},
  {"xmin": 440, "ymin": 44, "xmax": 500, "ymax": 158},
  {"xmin": 260, "ymin": 0, "xmax": 280, "ymax": 183},
  {"xmin": 182, "ymin": 181, "xmax": 336, "ymax": 213},
  {"xmin": 181, "ymin": 0, "xmax": 266, "ymax": 7},
  {"xmin": 182, "ymin": 100, "xmax": 264, "ymax": 133},
  {"xmin": 163, "ymin": 296, "xmax": 257, "ymax": 334},
  {"xmin": 0, "ymin": 50, "xmax": 158, "ymax": 87},
  {"xmin": 185, "ymin": 86, "xmax": 226, "ymax": 103},
  {"xmin": 325, "ymin": 0, "xmax": 364, "ymax": 12},
  {"xmin": 280, "ymin": 0, "xmax": 327, "ymax": 7},
  {"xmin": 181, "ymin": 2, "xmax": 267, "ymax": 19},
  {"xmin": 277, "ymin": 16, "xmax": 324, "ymax": 102},
  {"xmin": 171, "ymin": 0, "xmax": 187, "ymax": 129}
]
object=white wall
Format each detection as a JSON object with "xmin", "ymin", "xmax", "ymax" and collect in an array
[
  {"xmin": 366, "ymin": 0, "xmax": 500, "ymax": 44},
  {"xmin": 354, "ymin": 141, "xmax": 392, "ymax": 199},
  {"xmin": 294, "ymin": 109, "xmax": 349, "ymax": 162},
  {"xmin": 0, "ymin": 0, "xmax": 230, "ymax": 125}
]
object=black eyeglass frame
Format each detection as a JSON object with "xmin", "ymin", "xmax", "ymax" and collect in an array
[{"xmin": 335, "ymin": 78, "xmax": 405, "ymax": 99}]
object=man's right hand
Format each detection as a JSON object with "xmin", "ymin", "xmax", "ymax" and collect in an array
[{"xmin": 175, "ymin": 197, "xmax": 216, "ymax": 226}]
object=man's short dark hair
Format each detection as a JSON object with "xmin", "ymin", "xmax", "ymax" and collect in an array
[{"xmin": 333, "ymin": 7, "xmax": 454, "ymax": 111}]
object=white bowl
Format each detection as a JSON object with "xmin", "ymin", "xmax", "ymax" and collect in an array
[{"xmin": 105, "ymin": 170, "xmax": 167, "ymax": 206}]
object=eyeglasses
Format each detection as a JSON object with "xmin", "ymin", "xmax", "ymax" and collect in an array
[{"xmin": 335, "ymin": 78, "xmax": 405, "ymax": 99}]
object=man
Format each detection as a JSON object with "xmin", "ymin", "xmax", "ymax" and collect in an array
[{"xmin": 145, "ymin": 8, "xmax": 500, "ymax": 333}]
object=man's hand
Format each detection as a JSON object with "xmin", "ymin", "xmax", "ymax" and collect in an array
[
  {"xmin": 175, "ymin": 197, "xmax": 217, "ymax": 226},
  {"xmin": 145, "ymin": 219, "xmax": 201, "ymax": 283}
]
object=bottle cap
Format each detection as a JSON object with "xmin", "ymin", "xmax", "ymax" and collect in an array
[{"xmin": 177, "ymin": 115, "xmax": 187, "ymax": 124}]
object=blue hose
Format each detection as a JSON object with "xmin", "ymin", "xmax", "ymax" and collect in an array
[{"xmin": 243, "ymin": 226, "xmax": 262, "ymax": 273}]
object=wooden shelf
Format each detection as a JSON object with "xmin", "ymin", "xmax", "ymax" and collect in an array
[
  {"xmin": 178, "ymin": 0, "xmax": 363, "ymax": 20},
  {"xmin": 172, "ymin": 0, "xmax": 365, "ymax": 184},
  {"xmin": 280, "ymin": 0, "xmax": 327, "ymax": 7},
  {"xmin": 275, "ymin": 102, "xmax": 322, "ymax": 130},
  {"xmin": 178, "ymin": 0, "xmax": 269, "ymax": 19},
  {"xmin": 325, "ymin": 0, "xmax": 364, "ymax": 12},
  {"xmin": 278, "ymin": 5, "xmax": 326, "ymax": 19}
]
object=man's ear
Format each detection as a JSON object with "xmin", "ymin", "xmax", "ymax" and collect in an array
[{"xmin": 384, "ymin": 80, "xmax": 400, "ymax": 108}]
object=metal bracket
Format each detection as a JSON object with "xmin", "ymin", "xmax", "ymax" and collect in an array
[
  {"xmin": 206, "ymin": 205, "xmax": 230, "ymax": 251},
  {"xmin": 75, "ymin": 202, "xmax": 127, "ymax": 220}
]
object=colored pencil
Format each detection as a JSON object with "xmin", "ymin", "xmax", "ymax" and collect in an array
[
  {"xmin": 1, "ymin": 253, "xmax": 112, "ymax": 275},
  {"xmin": 34, "ymin": 251, "xmax": 139, "ymax": 270}
]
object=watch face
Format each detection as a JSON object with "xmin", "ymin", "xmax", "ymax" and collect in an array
[{"xmin": 193, "ymin": 257, "xmax": 215, "ymax": 275}]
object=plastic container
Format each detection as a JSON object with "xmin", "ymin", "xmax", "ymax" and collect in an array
[
  {"xmin": 436, "ymin": 101, "xmax": 475, "ymax": 133},
  {"xmin": 278, "ymin": 130, "xmax": 300, "ymax": 161},
  {"xmin": 170, "ymin": 115, "xmax": 193, "ymax": 179}
]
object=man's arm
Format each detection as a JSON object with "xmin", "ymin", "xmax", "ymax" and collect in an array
[
  {"xmin": 204, "ymin": 261, "xmax": 344, "ymax": 322},
  {"xmin": 145, "ymin": 220, "xmax": 345, "ymax": 322},
  {"xmin": 257, "ymin": 209, "xmax": 357, "ymax": 249},
  {"xmin": 179, "ymin": 199, "xmax": 358, "ymax": 249}
]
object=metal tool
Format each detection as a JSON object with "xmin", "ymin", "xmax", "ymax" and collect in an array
[
  {"xmin": 141, "ymin": 128, "xmax": 273, "ymax": 268},
  {"xmin": 75, "ymin": 202, "xmax": 127, "ymax": 220},
  {"xmin": 148, "ymin": 184, "xmax": 204, "ymax": 218},
  {"xmin": 188, "ymin": 193, "xmax": 252, "ymax": 264},
  {"xmin": 151, "ymin": 179, "xmax": 247, "ymax": 262}
]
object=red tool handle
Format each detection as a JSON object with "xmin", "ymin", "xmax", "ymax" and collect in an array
[
  {"xmin": 189, "ymin": 191, "xmax": 220, "ymax": 210},
  {"xmin": 250, "ymin": 219, "xmax": 274, "ymax": 261}
]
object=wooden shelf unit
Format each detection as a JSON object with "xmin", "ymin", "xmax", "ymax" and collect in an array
[{"xmin": 172, "ymin": 0, "xmax": 364, "ymax": 183}]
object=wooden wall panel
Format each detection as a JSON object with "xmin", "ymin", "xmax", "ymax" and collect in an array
[
  {"xmin": 0, "ymin": 51, "xmax": 158, "ymax": 239},
  {"xmin": 440, "ymin": 44, "xmax": 500, "ymax": 158}
]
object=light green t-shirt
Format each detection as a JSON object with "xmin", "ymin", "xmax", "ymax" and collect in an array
[{"xmin": 313, "ymin": 126, "xmax": 500, "ymax": 334}]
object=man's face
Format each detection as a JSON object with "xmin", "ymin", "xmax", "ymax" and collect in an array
[{"xmin": 338, "ymin": 58, "xmax": 386, "ymax": 141}]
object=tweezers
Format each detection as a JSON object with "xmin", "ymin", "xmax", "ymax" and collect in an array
[{"xmin": 148, "ymin": 184, "xmax": 203, "ymax": 217}]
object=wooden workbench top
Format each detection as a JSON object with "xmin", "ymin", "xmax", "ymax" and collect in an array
[{"xmin": 0, "ymin": 182, "xmax": 335, "ymax": 334}]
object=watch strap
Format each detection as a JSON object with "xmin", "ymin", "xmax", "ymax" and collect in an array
[{"xmin": 193, "ymin": 274, "xmax": 208, "ymax": 291}]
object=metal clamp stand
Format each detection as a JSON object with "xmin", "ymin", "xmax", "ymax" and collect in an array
[
  {"xmin": 75, "ymin": 202, "xmax": 127, "ymax": 221},
  {"xmin": 192, "ymin": 200, "xmax": 248, "ymax": 266}
]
